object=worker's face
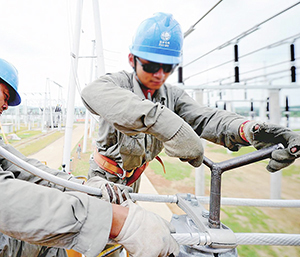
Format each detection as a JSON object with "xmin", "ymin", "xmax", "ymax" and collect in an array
[
  {"xmin": 0, "ymin": 83, "xmax": 9, "ymax": 115},
  {"xmin": 128, "ymin": 53, "xmax": 174, "ymax": 90}
]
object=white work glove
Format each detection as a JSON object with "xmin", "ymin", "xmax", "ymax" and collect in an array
[
  {"xmin": 243, "ymin": 121, "xmax": 300, "ymax": 172},
  {"xmin": 163, "ymin": 122, "xmax": 204, "ymax": 167},
  {"xmin": 85, "ymin": 177, "xmax": 132, "ymax": 204},
  {"xmin": 114, "ymin": 200, "xmax": 179, "ymax": 257}
]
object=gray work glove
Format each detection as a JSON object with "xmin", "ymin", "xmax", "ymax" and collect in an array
[
  {"xmin": 243, "ymin": 121, "xmax": 300, "ymax": 172},
  {"xmin": 114, "ymin": 200, "xmax": 179, "ymax": 257},
  {"xmin": 163, "ymin": 122, "xmax": 204, "ymax": 167},
  {"xmin": 85, "ymin": 177, "xmax": 132, "ymax": 204}
]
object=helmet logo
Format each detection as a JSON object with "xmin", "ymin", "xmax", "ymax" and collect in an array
[
  {"xmin": 159, "ymin": 32, "xmax": 171, "ymax": 48},
  {"xmin": 161, "ymin": 31, "xmax": 171, "ymax": 41}
]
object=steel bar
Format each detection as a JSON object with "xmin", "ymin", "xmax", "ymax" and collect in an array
[
  {"xmin": 209, "ymin": 165, "xmax": 222, "ymax": 228},
  {"xmin": 215, "ymin": 144, "xmax": 283, "ymax": 173},
  {"xmin": 207, "ymin": 144, "xmax": 283, "ymax": 228}
]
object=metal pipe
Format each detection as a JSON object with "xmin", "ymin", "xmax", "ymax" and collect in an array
[
  {"xmin": 208, "ymin": 165, "xmax": 222, "ymax": 228},
  {"xmin": 62, "ymin": 0, "xmax": 83, "ymax": 173},
  {"xmin": 216, "ymin": 143, "xmax": 283, "ymax": 173},
  {"xmin": 206, "ymin": 144, "xmax": 284, "ymax": 228}
]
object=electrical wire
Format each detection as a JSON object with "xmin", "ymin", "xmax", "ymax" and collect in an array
[
  {"xmin": 184, "ymin": 58, "xmax": 292, "ymax": 83},
  {"xmin": 184, "ymin": 2, "xmax": 300, "ymax": 68},
  {"xmin": 184, "ymin": 0, "xmax": 223, "ymax": 38},
  {"xmin": 240, "ymin": 59, "xmax": 295, "ymax": 75},
  {"xmin": 183, "ymin": 33, "xmax": 300, "ymax": 82},
  {"xmin": 195, "ymin": 66, "xmax": 299, "ymax": 87}
]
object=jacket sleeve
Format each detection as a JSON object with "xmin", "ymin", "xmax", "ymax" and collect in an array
[
  {"xmin": 81, "ymin": 72, "xmax": 182, "ymax": 141},
  {"xmin": 171, "ymin": 85, "xmax": 249, "ymax": 151},
  {"xmin": 0, "ymin": 169, "xmax": 112, "ymax": 257}
]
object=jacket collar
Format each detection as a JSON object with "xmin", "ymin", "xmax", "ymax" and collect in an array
[{"xmin": 132, "ymin": 75, "xmax": 166, "ymax": 104}]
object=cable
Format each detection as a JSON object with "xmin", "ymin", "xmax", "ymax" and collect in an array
[
  {"xmin": 184, "ymin": 58, "xmax": 293, "ymax": 83},
  {"xmin": 184, "ymin": 34, "xmax": 300, "ymax": 82},
  {"xmin": 184, "ymin": 0, "xmax": 223, "ymax": 38},
  {"xmin": 194, "ymin": 67, "xmax": 299, "ymax": 87},
  {"xmin": 184, "ymin": 2, "xmax": 300, "ymax": 68},
  {"xmin": 240, "ymin": 59, "xmax": 294, "ymax": 75}
]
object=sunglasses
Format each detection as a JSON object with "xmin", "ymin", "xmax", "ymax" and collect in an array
[{"xmin": 135, "ymin": 57, "xmax": 177, "ymax": 74}]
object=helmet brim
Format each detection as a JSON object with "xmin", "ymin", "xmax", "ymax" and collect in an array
[
  {"xmin": 8, "ymin": 89, "xmax": 21, "ymax": 106},
  {"xmin": 131, "ymin": 49, "xmax": 181, "ymax": 64}
]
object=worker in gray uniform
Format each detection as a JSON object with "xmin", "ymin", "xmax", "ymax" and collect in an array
[
  {"xmin": 81, "ymin": 12, "xmax": 300, "ymax": 192},
  {"xmin": 0, "ymin": 58, "xmax": 179, "ymax": 257}
]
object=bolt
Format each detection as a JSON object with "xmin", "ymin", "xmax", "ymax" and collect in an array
[
  {"xmin": 172, "ymin": 214, "xmax": 179, "ymax": 219},
  {"xmin": 202, "ymin": 210, "xmax": 209, "ymax": 218},
  {"xmin": 186, "ymin": 193, "xmax": 191, "ymax": 201},
  {"xmin": 191, "ymin": 199, "xmax": 198, "ymax": 206}
]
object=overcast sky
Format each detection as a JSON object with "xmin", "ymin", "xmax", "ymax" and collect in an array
[{"xmin": 1, "ymin": 0, "xmax": 300, "ymax": 108}]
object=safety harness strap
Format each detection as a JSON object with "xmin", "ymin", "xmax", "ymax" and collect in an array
[{"xmin": 93, "ymin": 151, "xmax": 166, "ymax": 186}]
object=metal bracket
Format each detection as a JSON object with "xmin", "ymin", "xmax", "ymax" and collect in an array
[{"xmin": 173, "ymin": 194, "xmax": 236, "ymax": 250}]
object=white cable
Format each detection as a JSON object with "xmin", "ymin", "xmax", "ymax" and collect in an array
[
  {"xmin": 173, "ymin": 233, "xmax": 300, "ymax": 246},
  {"xmin": 172, "ymin": 233, "xmax": 210, "ymax": 246},
  {"xmin": 236, "ymin": 233, "xmax": 300, "ymax": 246},
  {"xmin": 0, "ymin": 146, "xmax": 101, "ymax": 196},
  {"xmin": 196, "ymin": 196, "xmax": 300, "ymax": 208}
]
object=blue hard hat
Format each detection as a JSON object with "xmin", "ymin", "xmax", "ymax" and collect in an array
[
  {"xmin": 0, "ymin": 58, "xmax": 21, "ymax": 106},
  {"xmin": 130, "ymin": 12, "xmax": 183, "ymax": 64}
]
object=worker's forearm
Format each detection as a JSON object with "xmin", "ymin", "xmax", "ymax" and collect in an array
[{"xmin": 110, "ymin": 204, "xmax": 129, "ymax": 238}]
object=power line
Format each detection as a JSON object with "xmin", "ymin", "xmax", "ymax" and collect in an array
[
  {"xmin": 184, "ymin": 0, "xmax": 223, "ymax": 38},
  {"xmin": 184, "ymin": 2, "xmax": 300, "ymax": 68},
  {"xmin": 183, "ymin": 33, "xmax": 300, "ymax": 82},
  {"xmin": 241, "ymin": 59, "xmax": 294, "ymax": 76},
  {"xmin": 194, "ymin": 67, "xmax": 299, "ymax": 87}
]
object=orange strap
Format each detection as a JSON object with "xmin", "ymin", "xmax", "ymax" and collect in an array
[
  {"xmin": 126, "ymin": 162, "xmax": 149, "ymax": 186},
  {"xmin": 93, "ymin": 150, "xmax": 166, "ymax": 185},
  {"xmin": 93, "ymin": 151, "xmax": 145, "ymax": 181},
  {"xmin": 93, "ymin": 151, "xmax": 127, "ymax": 178},
  {"xmin": 127, "ymin": 156, "xmax": 166, "ymax": 186},
  {"xmin": 155, "ymin": 156, "xmax": 166, "ymax": 174}
]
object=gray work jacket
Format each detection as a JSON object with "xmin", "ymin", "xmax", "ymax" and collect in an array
[
  {"xmin": 81, "ymin": 71, "xmax": 248, "ymax": 175},
  {"xmin": 0, "ymin": 139, "xmax": 112, "ymax": 257}
]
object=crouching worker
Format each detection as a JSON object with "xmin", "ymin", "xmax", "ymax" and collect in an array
[{"xmin": 0, "ymin": 58, "xmax": 179, "ymax": 257}]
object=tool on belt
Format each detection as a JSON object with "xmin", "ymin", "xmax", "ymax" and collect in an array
[{"xmin": 93, "ymin": 150, "xmax": 165, "ymax": 186}]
